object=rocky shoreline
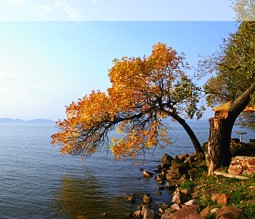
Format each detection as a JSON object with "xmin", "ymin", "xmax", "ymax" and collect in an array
[{"xmin": 121, "ymin": 142, "xmax": 255, "ymax": 219}]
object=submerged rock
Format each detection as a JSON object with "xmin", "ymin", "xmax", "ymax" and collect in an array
[
  {"xmin": 143, "ymin": 194, "xmax": 152, "ymax": 204},
  {"xmin": 127, "ymin": 194, "xmax": 135, "ymax": 202},
  {"xmin": 143, "ymin": 171, "xmax": 154, "ymax": 178}
]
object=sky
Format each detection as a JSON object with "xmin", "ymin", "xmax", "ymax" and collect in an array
[
  {"xmin": 0, "ymin": 1, "xmax": 239, "ymax": 120},
  {"xmin": 0, "ymin": 0, "xmax": 235, "ymax": 21}
]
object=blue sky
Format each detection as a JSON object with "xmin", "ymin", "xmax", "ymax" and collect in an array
[{"xmin": 0, "ymin": 21, "xmax": 238, "ymax": 120}]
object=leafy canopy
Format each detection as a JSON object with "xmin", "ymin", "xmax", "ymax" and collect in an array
[
  {"xmin": 51, "ymin": 43, "xmax": 203, "ymax": 159},
  {"xmin": 204, "ymin": 22, "xmax": 255, "ymax": 108}
]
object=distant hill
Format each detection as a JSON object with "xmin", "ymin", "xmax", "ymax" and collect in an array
[
  {"xmin": 28, "ymin": 119, "xmax": 55, "ymax": 124},
  {"xmin": 0, "ymin": 118, "xmax": 55, "ymax": 124}
]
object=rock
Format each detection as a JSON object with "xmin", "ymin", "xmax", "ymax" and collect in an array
[
  {"xmin": 157, "ymin": 180, "xmax": 164, "ymax": 185},
  {"xmin": 200, "ymin": 206, "xmax": 212, "ymax": 218},
  {"xmin": 182, "ymin": 204, "xmax": 200, "ymax": 214},
  {"xmin": 180, "ymin": 188, "xmax": 190, "ymax": 196},
  {"xmin": 228, "ymin": 165, "xmax": 243, "ymax": 175},
  {"xmin": 159, "ymin": 207, "xmax": 165, "ymax": 214},
  {"xmin": 170, "ymin": 203, "xmax": 181, "ymax": 211},
  {"xmin": 155, "ymin": 173, "xmax": 166, "ymax": 182},
  {"xmin": 158, "ymin": 186, "xmax": 165, "ymax": 190},
  {"xmin": 179, "ymin": 153, "xmax": 189, "ymax": 162},
  {"xmin": 167, "ymin": 207, "xmax": 202, "ymax": 219},
  {"xmin": 172, "ymin": 190, "xmax": 182, "ymax": 205},
  {"xmin": 156, "ymin": 191, "xmax": 162, "ymax": 196},
  {"xmin": 246, "ymin": 167, "xmax": 255, "ymax": 174},
  {"xmin": 211, "ymin": 194, "xmax": 217, "ymax": 202},
  {"xmin": 155, "ymin": 175, "xmax": 162, "ymax": 181},
  {"xmin": 217, "ymin": 194, "xmax": 229, "ymax": 206},
  {"xmin": 184, "ymin": 199, "xmax": 197, "ymax": 206},
  {"xmin": 211, "ymin": 194, "xmax": 229, "ymax": 206},
  {"xmin": 161, "ymin": 153, "xmax": 174, "ymax": 168},
  {"xmin": 246, "ymin": 199, "xmax": 255, "ymax": 205},
  {"xmin": 172, "ymin": 189, "xmax": 186, "ymax": 205},
  {"xmin": 166, "ymin": 167, "xmax": 182, "ymax": 181},
  {"xmin": 100, "ymin": 212, "xmax": 108, "ymax": 217},
  {"xmin": 143, "ymin": 171, "xmax": 154, "ymax": 178},
  {"xmin": 143, "ymin": 194, "xmax": 152, "ymax": 204},
  {"xmin": 210, "ymin": 208, "xmax": 220, "ymax": 214},
  {"xmin": 161, "ymin": 203, "xmax": 170, "ymax": 209},
  {"xmin": 216, "ymin": 206, "xmax": 246, "ymax": 219},
  {"xmin": 161, "ymin": 211, "xmax": 173, "ymax": 219},
  {"xmin": 166, "ymin": 179, "xmax": 181, "ymax": 190},
  {"xmin": 133, "ymin": 210, "xmax": 142, "ymax": 218},
  {"xmin": 141, "ymin": 206, "xmax": 154, "ymax": 219},
  {"xmin": 126, "ymin": 212, "xmax": 133, "ymax": 218},
  {"xmin": 228, "ymin": 156, "xmax": 255, "ymax": 175},
  {"xmin": 127, "ymin": 194, "xmax": 135, "ymax": 202}
]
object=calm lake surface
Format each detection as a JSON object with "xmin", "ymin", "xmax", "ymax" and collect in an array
[{"xmin": 0, "ymin": 121, "xmax": 254, "ymax": 218}]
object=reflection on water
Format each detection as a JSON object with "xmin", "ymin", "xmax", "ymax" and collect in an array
[{"xmin": 51, "ymin": 174, "xmax": 137, "ymax": 219}]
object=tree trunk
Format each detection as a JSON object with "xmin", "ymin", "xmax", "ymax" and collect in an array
[
  {"xmin": 207, "ymin": 81, "xmax": 255, "ymax": 175},
  {"xmin": 207, "ymin": 117, "xmax": 234, "ymax": 175},
  {"xmin": 169, "ymin": 114, "xmax": 205, "ymax": 158},
  {"xmin": 178, "ymin": 119, "xmax": 205, "ymax": 157}
]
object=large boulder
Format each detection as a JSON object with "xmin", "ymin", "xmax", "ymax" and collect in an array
[
  {"xmin": 216, "ymin": 206, "xmax": 246, "ymax": 219},
  {"xmin": 161, "ymin": 153, "xmax": 174, "ymax": 168},
  {"xmin": 166, "ymin": 207, "xmax": 202, "ymax": 219}
]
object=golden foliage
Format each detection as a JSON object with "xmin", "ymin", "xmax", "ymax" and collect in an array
[{"xmin": 52, "ymin": 43, "xmax": 202, "ymax": 159}]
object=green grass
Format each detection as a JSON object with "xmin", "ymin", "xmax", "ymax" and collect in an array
[{"xmin": 179, "ymin": 163, "xmax": 255, "ymax": 218}]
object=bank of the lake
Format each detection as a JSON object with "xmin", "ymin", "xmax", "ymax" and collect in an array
[{"xmin": 133, "ymin": 149, "xmax": 255, "ymax": 219}]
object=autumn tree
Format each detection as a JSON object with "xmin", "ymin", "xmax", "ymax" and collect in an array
[
  {"xmin": 51, "ymin": 43, "xmax": 204, "ymax": 160},
  {"xmin": 201, "ymin": 22, "xmax": 255, "ymax": 174}
]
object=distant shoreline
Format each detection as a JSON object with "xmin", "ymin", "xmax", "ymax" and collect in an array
[{"xmin": 0, "ymin": 118, "xmax": 55, "ymax": 124}]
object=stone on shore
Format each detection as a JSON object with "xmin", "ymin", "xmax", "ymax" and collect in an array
[
  {"xmin": 228, "ymin": 156, "xmax": 255, "ymax": 175},
  {"xmin": 165, "ymin": 206, "xmax": 202, "ymax": 219},
  {"xmin": 216, "ymin": 206, "xmax": 246, "ymax": 219},
  {"xmin": 141, "ymin": 206, "xmax": 155, "ymax": 219},
  {"xmin": 200, "ymin": 206, "xmax": 212, "ymax": 218},
  {"xmin": 211, "ymin": 193, "xmax": 229, "ymax": 206},
  {"xmin": 133, "ymin": 209, "xmax": 141, "ymax": 218},
  {"xmin": 161, "ymin": 153, "xmax": 174, "ymax": 168}
]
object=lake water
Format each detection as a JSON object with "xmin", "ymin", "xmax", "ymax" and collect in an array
[{"xmin": 0, "ymin": 122, "xmax": 254, "ymax": 219}]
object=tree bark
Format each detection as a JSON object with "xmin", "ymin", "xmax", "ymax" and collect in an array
[
  {"xmin": 177, "ymin": 118, "xmax": 205, "ymax": 157},
  {"xmin": 207, "ymin": 117, "xmax": 234, "ymax": 175},
  {"xmin": 167, "ymin": 112, "xmax": 205, "ymax": 157}
]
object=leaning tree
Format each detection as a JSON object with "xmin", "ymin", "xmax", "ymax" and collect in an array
[
  {"xmin": 52, "ymin": 43, "xmax": 205, "ymax": 159},
  {"xmin": 201, "ymin": 22, "xmax": 255, "ymax": 174}
]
